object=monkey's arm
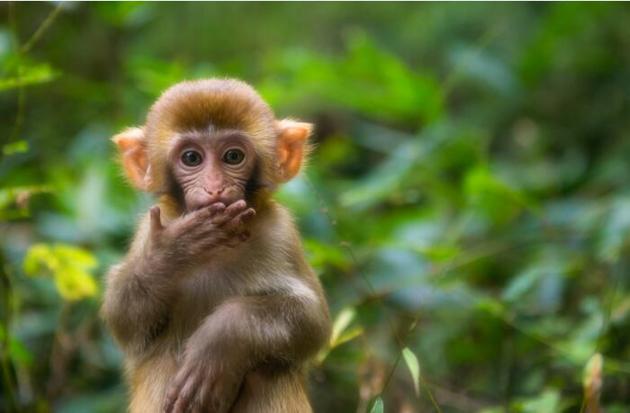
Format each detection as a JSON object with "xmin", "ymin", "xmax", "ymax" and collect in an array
[
  {"xmin": 200, "ymin": 289, "xmax": 329, "ymax": 365},
  {"xmin": 217, "ymin": 290, "xmax": 330, "ymax": 364},
  {"xmin": 102, "ymin": 202, "xmax": 254, "ymax": 356},
  {"xmin": 164, "ymin": 276, "xmax": 330, "ymax": 413},
  {"xmin": 101, "ymin": 215, "xmax": 179, "ymax": 355}
]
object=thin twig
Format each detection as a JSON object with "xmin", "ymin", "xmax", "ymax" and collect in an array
[{"xmin": 20, "ymin": 3, "xmax": 64, "ymax": 54}]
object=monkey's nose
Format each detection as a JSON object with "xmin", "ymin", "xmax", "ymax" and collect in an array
[{"xmin": 205, "ymin": 186, "xmax": 225, "ymax": 196}]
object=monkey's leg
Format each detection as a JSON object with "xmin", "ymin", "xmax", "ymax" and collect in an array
[
  {"xmin": 128, "ymin": 354, "xmax": 178, "ymax": 413},
  {"xmin": 231, "ymin": 368, "xmax": 313, "ymax": 413}
]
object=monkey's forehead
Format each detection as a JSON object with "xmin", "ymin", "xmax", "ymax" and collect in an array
[{"xmin": 146, "ymin": 79, "xmax": 276, "ymax": 134}]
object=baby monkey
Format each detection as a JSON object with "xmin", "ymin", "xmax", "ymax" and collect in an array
[{"xmin": 101, "ymin": 79, "xmax": 330, "ymax": 413}]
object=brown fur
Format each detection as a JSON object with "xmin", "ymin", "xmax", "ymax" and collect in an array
[
  {"xmin": 146, "ymin": 79, "xmax": 278, "ymax": 195},
  {"xmin": 101, "ymin": 79, "xmax": 330, "ymax": 413}
]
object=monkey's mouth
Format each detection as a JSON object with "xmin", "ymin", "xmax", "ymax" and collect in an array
[{"xmin": 188, "ymin": 196, "xmax": 243, "ymax": 212}]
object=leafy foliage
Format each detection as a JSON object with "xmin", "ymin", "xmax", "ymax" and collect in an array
[
  {"xmin": 0, "ymin": 2, "xmax": 629, "ymax": 413},
  {"xmin": 23, "ymin": 243, "xmax": 98, "ymax": 301}
]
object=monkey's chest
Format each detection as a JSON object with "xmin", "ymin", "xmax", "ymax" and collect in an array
[{"xmin": 170, "ymin": 260, "xmax": 248, "ymax": 338}]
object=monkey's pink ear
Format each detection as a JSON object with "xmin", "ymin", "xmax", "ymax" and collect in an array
[
  {"xmin": 112, "ymin": 127, "xmax": 151, "ymax": 191},
  {"xmin": 276, "ymin": 120, "xmax": 313, "ymax": 182}
]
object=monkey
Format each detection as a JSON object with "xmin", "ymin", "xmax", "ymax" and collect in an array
[{"xmin": 101, "ymin": 79, "xmax": 331, "ymax": 413}]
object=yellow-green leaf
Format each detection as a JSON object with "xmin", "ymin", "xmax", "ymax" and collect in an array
[
  {"xmin": 53, "ymin": 244, "xmax": 98, "ymax": 270},
  {"xmin": 23, "ymin": 243, "xmax": 99, "ymax": 301},
  {"xmin": 402, "ymin": 347, "xmax": 421, "ymax": 396},
  {"xmin": 2, "ymin": 140, "xmax": 29, "ymax": 155},
  {"xmin": 0, "ymin": 64, "xmax": 59, "ymax": 92},
  {"xmin": 24, "ymin": 244, "xmax": 57, "ymax": 275},
  {"xmin": 330, "ymin": 307, "xmax": 356, "ymax": 348}
]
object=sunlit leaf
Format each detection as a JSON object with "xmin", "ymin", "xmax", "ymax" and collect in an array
[
  {"xmin": 55, "ymin": 267, "xmax": 99, "ymax": 301},
  {"xmin": 2, "ymin": 140, "xmax": 29, "ymax": 155},
  {"xmin": 334, "ymin": 326, "xmax": 363, "ymax": 347},
  {"xmin": 23, "ymin": 244, "xmax": 58, "ymax": 275},
  {"xmin": 23, "ymin": 243, "xmax": 99, "ymax": 301},
  {"xmin": 330, "ymin": 307, "xmax": 356, "ymax": 348},
  {"xmin": 402, "ymin": 347, "xmax": 421, "ymax": 396}
]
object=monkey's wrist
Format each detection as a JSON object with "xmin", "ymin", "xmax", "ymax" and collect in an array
[{"xmin": 137, "ymin": 246, "xmax": 184, "ymax": 278}]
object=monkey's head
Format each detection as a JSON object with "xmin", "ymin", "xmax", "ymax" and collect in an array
[{"xmin": 113, "ymin": 79, "xmax": 312, "ymax": 212}]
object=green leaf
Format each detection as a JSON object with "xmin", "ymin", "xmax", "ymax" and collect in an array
[
  {"xmin": 2, "ymin": 140, "xmax": 29, "ymax": 155},
  {"xmin": 330, "ymin": 307, "xmax": 357, "ymax": 348},
  {"xmin": 402, "ymin": 347, "xmax": 421, "ymax": 396},
  {"xmin": 0, "ymin": 326, "xmax": 33, "ymax": 366},
  {"xmin": 9, "ymin": 336, "xmax": 33, "ymax": 366},
  {"xmin": 514, "ymin": 389, "xmax": 561, "ymax": 413},
  {"xmin": 464, "ymin": 165, "xmax": 531, "ymax": 224},
  {"xmin": 0, "ymin": 63, "xmax": 58, "ymax": 91},
  {"xmin": 369, "ymin": 397, "xmax": 384, "ymax": 413}
]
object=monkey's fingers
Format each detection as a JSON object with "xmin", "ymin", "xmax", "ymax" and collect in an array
[
  {"xmin": 186, "ymin": 202, "xmax": 225, "ymax": 222},
  {"xmin": 222, "ymin": 209, "xmax": 256, "ymax": 239},
  {"xmin": 164, "ymin": 367, "xmax": 199, "ymax": 413},
  {"xmin": 150, "ymin": 206, "xmax": 164, "ymax": 233},
  {"xmin": 212, "ymin": 200, "xmax": 247, "ymax": 226},
  {"xmin": 178, "ymin": 203, "xmax": 226, "ymax": 235},
  {"xmin": 239, "ymin": 208, "xmax": 256, "ymax": 223},
  {"xmin": 192, "ymin": 376, "xmax": 234, "ymax": 413},
  {"xmin": 207, "ymin": 202, "xmax": 226, "ymax": 216}
]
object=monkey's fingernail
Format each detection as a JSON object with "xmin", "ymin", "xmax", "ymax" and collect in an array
[{"xmin": 242, "ymin": 209, "xmax": 256, "ymax": 221}]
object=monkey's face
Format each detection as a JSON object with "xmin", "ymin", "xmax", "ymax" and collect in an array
[
  {"xmin": 168, "ymin": 129, "xmax": 257, "ymax": 211},
  {"xmin": 112, "ymin": 80, "xmax": 313, "ymax": 213}
]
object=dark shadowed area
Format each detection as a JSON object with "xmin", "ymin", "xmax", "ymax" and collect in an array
[{"xmin": 1, "ymin": 2, "xmax": 629, "ymax": 413}]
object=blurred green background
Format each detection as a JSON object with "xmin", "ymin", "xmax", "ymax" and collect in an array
[{"xmin": 1, "ymin": 2, "xmax": 629, "ymax": 412}]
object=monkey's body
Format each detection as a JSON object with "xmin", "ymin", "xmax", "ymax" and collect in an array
[
  {"xmin": 102, "ymin": 79, "xmax": 329, "ymax": 413},
  {"xmin": 123, "ymin": 203, "xmax": 318, "ymax": 412}
]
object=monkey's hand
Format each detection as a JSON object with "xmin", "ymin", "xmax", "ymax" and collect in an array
[
  {"xmin": 149, "ymin": 200, "xmax": 256, "ymax": 264},
  {"xmin": 163, "ymin": 339, "xmax": 246, "ymax": 413}
]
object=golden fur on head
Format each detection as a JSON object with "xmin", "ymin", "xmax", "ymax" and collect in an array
[{"xmin": 144, "ymin": 78, "xmax": 278, "ymax": 192}]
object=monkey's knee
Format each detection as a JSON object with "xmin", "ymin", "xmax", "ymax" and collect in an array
[{"xmin": 231, "ymin": 368, "xmax": 312, "ymax": 413}]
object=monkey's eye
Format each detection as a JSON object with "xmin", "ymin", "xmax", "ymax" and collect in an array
[
  {"xmin": 222, "ymin": 149, "xmax": 245, "ymax": 165},
  {"xmin": 181, "ymin": 150, "xmax": 203, "ymax": 167}
]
